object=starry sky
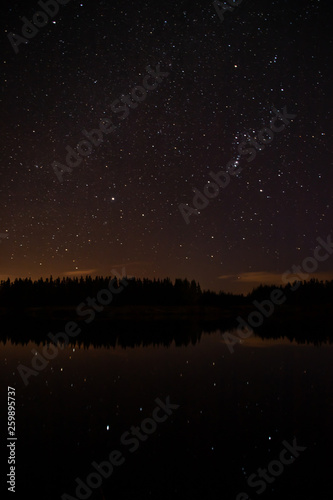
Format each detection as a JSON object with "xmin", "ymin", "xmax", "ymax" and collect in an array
[{"xmin": 0, "ymin": 0, "xmax": 332, "ymax": 293}]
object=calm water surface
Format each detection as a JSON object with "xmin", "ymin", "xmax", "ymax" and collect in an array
[{"xmin": 1, "ymin": 328, "xmax": 332, "ymax": 499}]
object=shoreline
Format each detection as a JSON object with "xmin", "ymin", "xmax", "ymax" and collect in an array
[{"xmin": 0, "ymin": 303, "xmax": 331, "ymax": 321}]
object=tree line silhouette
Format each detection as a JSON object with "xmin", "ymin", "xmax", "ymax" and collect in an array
[{"xmin": 0, "ymin": 275, "xmax": 332, "ymax": 309}]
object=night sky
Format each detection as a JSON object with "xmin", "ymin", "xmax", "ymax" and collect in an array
[{"xmin": 1, "ymin": 0, "xmax": 332, "ymax": 293}]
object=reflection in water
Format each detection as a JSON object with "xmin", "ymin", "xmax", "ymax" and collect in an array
[{"xmin": 1, "ymin": 322, "xmax": 333, "ymax": 500}]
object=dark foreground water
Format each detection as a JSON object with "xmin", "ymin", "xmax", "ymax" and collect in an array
[{"xmin": 1, "ymin": 328, "xmax": 332, "ymax": 500}]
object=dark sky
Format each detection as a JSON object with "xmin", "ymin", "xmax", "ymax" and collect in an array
[{"xmin": 0, "ymin": 0, "xmax": 332, "ymax": 292}]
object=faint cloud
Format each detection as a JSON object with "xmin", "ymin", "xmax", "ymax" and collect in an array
[
  {"xmin": 218, "ymin": 271, "xmax": 333, "ymax": 285},
  {"xmin": 218, "ymin": 272, "xmax": 282, "ymax": 284},
  {"xmin": 62, "ymin": 269, "xmax": 98, "ymax": 277}
]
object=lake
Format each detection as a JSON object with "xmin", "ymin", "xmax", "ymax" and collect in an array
[{"xmin": 1, "ymin": 327, "xmax": 332, "ymax": 499}]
